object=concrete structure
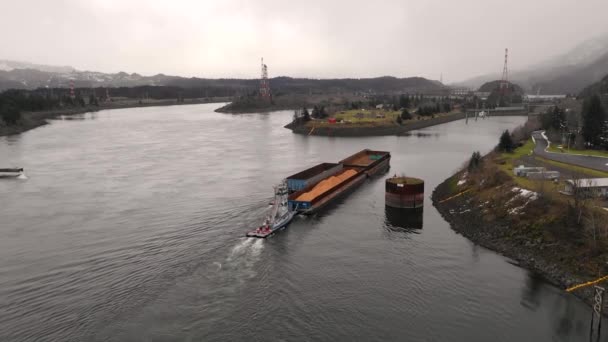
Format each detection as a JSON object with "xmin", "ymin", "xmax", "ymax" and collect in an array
[
  {"xmin": 514, "ymin": 165, "xmax": 559, "ymax": 180},
  {"xmin": 527, "ymin": 171, "xmax": 560, "ymax": 180},
  {"xmin": 514, "ymin": 165, "xmax": 546, "ymax": 177},
  {"xmin": 563, "ymin": 178, "xmax": 608, "ymax": 198},
  {"xmin": 385, "ymin": 176, "xmax": 424, "ymax": 209},
  {"xmin": 450, "ymin": 87, "xmax": 471, "ymax": 97},
  {"xmin": 474, "ymin": 91, "xmax": 491, "ymax": 100},
  {"xmin": 525, "ymin": 94, "xmax": 567, "ymax": 103}
]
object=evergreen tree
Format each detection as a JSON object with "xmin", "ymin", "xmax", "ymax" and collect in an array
[
  {"xmin": 467, "ymin": 151, "xmax": 482, "ymax": 172},
  {"xmin": 541, "ymin": 106, "xmax": 565, "ymax": 131},
  {"xmin": 400, "ymin": 108, "xmax": 412, "ymax": 120},
  {"xmin": 88, "ymin": 94, "xmax": 99, "ymax": 106},
  {"xmin": 498, "ymin": 129, "xmax": 514, "ymax": 152},
  {"xmin": 399, "ymin": 94, "xmax": 410, "ymax": 109},
  {"xmin": 311, "ymin": 105, "xmax": 320, "ymax": 118},
  {"xmin": 0, "ymin": 101, "xmax": 21, "ymax": 125},
  {"xmin": 582, "ymin": 95, "xmax": 606, "ymax": 147},
  {"xmin": 302, "ymin": 108, "xmax": 310, "ymax": 121},
  {"xmin": 319, "ymin": 106, "xmax": 328, "ymax": 118}
]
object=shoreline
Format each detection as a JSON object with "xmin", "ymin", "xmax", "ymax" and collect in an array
[
  {"xmin": 431, "ymin": 169, "xmax": 600, "ymax": 308},
  {"xmin": 215, "ymin": 105, "xmax": 297, "ymax": 114},
  {"xmin": 286, "ymin": 112, "xmax": 468, "ymax": 136},
  {"xmin": 0, "ymin": 98, "xmax": 228, "ymax": 137}
]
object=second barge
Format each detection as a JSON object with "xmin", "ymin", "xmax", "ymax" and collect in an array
[{"xmin": 287, "ymin": 149, "xmax": 390, "ymax": 214}]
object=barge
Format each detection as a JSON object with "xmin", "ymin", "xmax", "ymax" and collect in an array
[
  {"xmin": 244, "ymin": 149, "xmax": 390, "ymax": 238},
  {"xmin": 0, "ymin": 168, "xmax": 24, "ymax": 178},
  {"xmin": 288, "ymin": 149, "xmax": 390, "ymax": 215}
]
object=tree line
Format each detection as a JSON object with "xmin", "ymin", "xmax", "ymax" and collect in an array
[
  {"xmin": 0, "ymin": 85, "xmax": 234, "ymax": 126},
  {"xmin": 540, "ymin": 94, "xmax": 607, "ymax": 150}
]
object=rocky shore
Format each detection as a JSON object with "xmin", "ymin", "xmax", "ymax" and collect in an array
[
  {"xmin": 432, "ymin": 172, "xmax": 601, "ymax": 307},
  {"xmin": 286, "ymin": 112, "xmax": 466, "ymax": 136}
]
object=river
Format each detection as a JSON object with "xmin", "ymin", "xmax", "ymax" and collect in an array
[{"xmin": 0, "ymin": 103, "xmax": 602, "ymax": 341}]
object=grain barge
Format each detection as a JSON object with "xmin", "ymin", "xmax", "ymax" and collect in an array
[{"xmin": 287, "ymin": 149, "xmax": 390, "ymax": 214}]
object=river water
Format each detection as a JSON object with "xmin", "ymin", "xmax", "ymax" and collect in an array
[{"xmin": 0, "ymin": 104, "xmax": 602, "ymax": 341}]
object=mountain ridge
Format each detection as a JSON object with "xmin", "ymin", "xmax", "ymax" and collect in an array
[
  {"xmin": 453, "ymin": 33, "xmax": 608, "ymax": 94},
  {"xmin": 0, "ymin": 60, "xmax": 445, "ymax": 94}
]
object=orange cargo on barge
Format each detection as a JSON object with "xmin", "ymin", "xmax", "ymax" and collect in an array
[{"xmin": 287, "ymin": 149, "xmax": 391, "ymax": 214}]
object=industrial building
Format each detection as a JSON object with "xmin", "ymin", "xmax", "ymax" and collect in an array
[{"xmin": 563, "ymin": 178, "xmax": 608, "ymax": 198}]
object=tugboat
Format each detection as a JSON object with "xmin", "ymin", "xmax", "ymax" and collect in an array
[
  {"xmin": 246, "ymin": 180, "xmax": 297, "ymax": 238},
  {"xmin": 0, "ymin": 168, "xmax": 25, "ymax": 178}
]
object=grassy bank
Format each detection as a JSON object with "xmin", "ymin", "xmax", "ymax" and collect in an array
[
  {"xmin": 547, "ymin": 144, "xmax": 608, "ymax": 158},
  {"xmin": 433, "ymin": 139, "xmax": 608, "ymax": 305},
  {"xmin": 286, "ymin": 111, "xmax": 466, "ymax": 136}
]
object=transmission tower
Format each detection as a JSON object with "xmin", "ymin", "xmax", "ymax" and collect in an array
[
  {"xmin": 259, "ymin": 58, "xmax": 271, "ymax": 100},
  {"xmin": 500, "ymin": 48, "xmax": 509, "ymax": 95},
  {"xmin": 69, "ymin": 80, "xmax": 75, "ymax": 98}
]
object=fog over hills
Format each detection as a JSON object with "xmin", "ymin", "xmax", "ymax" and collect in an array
[
  {"xmin": 3, "ymin": 31, "xmax": 608, "ymax": 95},
  {"xmin": 0, "ymin": 60, "xmax": 444, "ymax": 95},
  {"xmin": 455, "ymin": 33, "xmax": 608, "ymax": 94}
]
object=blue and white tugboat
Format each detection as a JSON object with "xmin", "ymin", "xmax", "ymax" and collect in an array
[{"xmin": 246, "ymin": 180, "xmax": 297, "ymax": 238}]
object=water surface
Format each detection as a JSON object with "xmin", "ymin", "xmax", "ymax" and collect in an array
[{"xmin": 0, "ymin": 104, "xmax": 600, "ymax": 341}]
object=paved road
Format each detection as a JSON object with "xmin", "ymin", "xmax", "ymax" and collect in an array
[{"xmin": 531, "ymin": 131, "xmax": 608, "ymax": 172}]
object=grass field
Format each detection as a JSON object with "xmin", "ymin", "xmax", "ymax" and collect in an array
[
  {"xmin": 546, "ymin": 144, "xmax": 608, "ymax": 158},
  {"xmin": 496, "ymin": 138, "xmax": 608, "ymax": 190},
  {"xmin": 304, "ymin": 109, "xmax": 459, "ymax": 128},
  {"xmin": 334, "ymin": 109, "xmax": 401, "ymax": 124}
]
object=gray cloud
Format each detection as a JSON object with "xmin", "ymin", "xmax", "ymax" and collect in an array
[{"xmin": 1, "ymin": 0, "xmax": 607, "ymax": 82}]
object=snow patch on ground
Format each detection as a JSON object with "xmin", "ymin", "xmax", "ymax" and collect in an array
[
  {"xmin": 507, "ymin": 187, "xmax": 539, "ymax": 214},
  {"xmin": 457, "ymin": 172, "xmax": 468, "ymax": 186}
]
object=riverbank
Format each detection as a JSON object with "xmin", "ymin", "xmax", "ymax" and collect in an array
[
  {"xmin": 0, "ymin": 98, "xmax": 228, "ymax": 137},
  {"xmin": 286, "ymin": 112, "xmax": 467, "ymax": 136},
  {"xmin": 432, "ymin": 143, "xmax": 608, "ymax": 307},
  {"xmin": 215, "ymin": 93, "xmax": 368, "ymax": 114}
]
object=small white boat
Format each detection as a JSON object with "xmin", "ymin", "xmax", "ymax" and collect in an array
[{"xmin": 0, "ymin": 168, "xmax": 24, "ymax": 178}]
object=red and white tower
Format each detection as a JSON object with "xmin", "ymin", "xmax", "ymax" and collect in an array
[
  {"xmin": 500, "ymin": 48, "xmax": 509, "ymax": 95},
  {"xmin": 69, "ymin": 80, "xmax": 75, "ymax": 98},
  {"xmin": 259, "ymin": 58, "xmax": 271, "ymax": 99}
]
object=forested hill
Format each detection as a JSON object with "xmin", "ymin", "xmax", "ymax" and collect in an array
[
  {"xmin": 0, "ymin": 60, "xmax": 444, "ymax": 95},
  {"xmin": 579, "ymin": 73, "xmax": 608, "ymax": 98}
]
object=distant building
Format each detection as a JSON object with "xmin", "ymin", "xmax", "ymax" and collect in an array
[
  {"xmin": 450, "ymin": 88, "xmax": 470, "ymax": 97},
  {"xmin": 525, "ymin": 94, "xmax": 567, "ymax": 103},
  {"xmin": 563, "ymin": 178, "xmax": 608, "ymax": 198},
  {"xmin": 513, "ymin": 165, "xmax": 559, "ymax": 180},
  {"xmin": 474, "ymin": 91, "xmax": 491, "ymax": 100}
]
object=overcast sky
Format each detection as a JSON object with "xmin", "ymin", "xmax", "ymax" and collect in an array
[{"xmin": 1, "ymin": 0, "xmax": 607, "ymax": 82}]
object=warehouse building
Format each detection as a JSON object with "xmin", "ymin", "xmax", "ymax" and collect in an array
[{"xmin": 563, "ymin": 178, "xmax": 608, "ymax": 198}]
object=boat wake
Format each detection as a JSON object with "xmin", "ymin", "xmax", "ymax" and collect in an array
[
  {"xmin": 227, "ymin": 238, "xmax": 255, "ymax": 262},
  {"xmin": 222, "ymin": 238, "xmax": 264, "ymax": 277}
]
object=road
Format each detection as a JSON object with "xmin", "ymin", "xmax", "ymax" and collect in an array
[{"xmin": 531, "ymin": 131, "xmax": 608, "ymax": 172}]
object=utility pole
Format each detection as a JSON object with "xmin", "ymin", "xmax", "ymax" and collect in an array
[
  {"xmin": 500, "ymin": 48, "xmax": 509, "ymax": 96},
  {"xmin": 590, "ymin": 286, "xmax": 605, "ymax": 342},
  {"xmin": 259, "ymin": 58, "xmax": 271, "ymax": 100}
]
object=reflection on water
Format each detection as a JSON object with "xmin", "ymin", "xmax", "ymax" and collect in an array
[
  {"xmin": 56, "ymin": 112, "xmax": 98, "ymax": 121},
  {"xmin": 399, "ymin": 131, "xmax": 440, "ymax": 138},
  {"xmin": 1, "ymin": 133, "xmax": 22, "ymax": 145},
  {"xmin": 384, "ymin": 206, "xmax": 423, "ymax": 231},
  {"xmin": 1, "ymin": 107, "xmax": 603, "ymax": 341},
  {"xmin": 520, "ymin": 272, "xmax": 543, "ymax": 311}
]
